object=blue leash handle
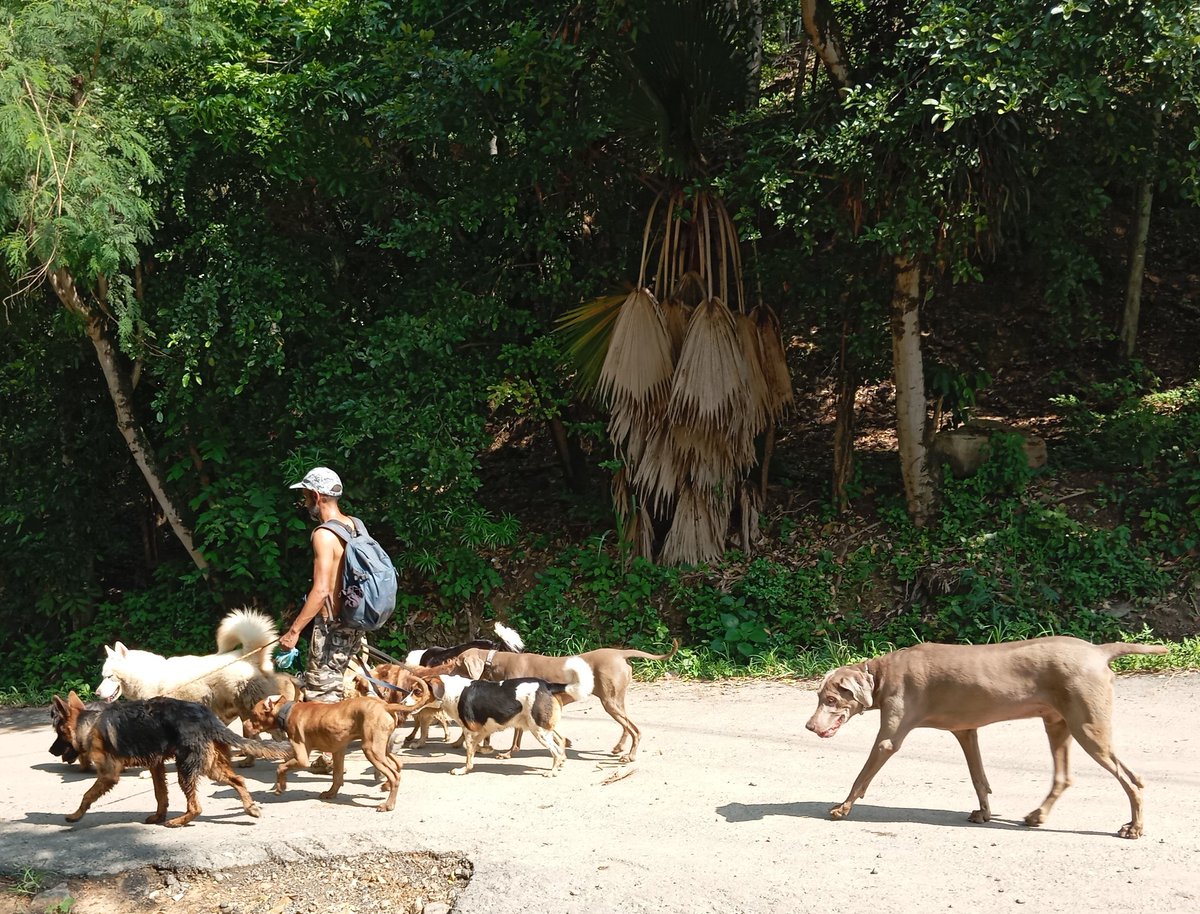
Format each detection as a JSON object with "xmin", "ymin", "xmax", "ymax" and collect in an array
[{"xmin": 276, "ymin": 647, "xmax": 300, "ymax": 670}]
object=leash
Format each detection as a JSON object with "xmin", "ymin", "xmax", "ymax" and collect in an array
[
  {"xmin": 365, "ymin": 643, "xmax": 407, "ymax": 666},
  {"xmin": 358, "ymin": 672, "xmax": 417, "ymax": 696},
  {"xmin": 99, "ymin": 634, "xmax": 296, "ymax": 700}
]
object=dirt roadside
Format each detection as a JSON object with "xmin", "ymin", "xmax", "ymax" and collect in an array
[{"xmin": 3, "ymin": 674, "xmax": 1199, "ymax": 914}]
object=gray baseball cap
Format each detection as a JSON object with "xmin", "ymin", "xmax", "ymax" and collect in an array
[{"xmin": 289, "ymin": 467, "xmax": 344, "ymax": 497}]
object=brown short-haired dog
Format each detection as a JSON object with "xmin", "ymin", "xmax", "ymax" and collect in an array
[
  {"xmin": 244, "ymin": 686, "xmax": 430, "ymax": 812},
  {"xmin": 806, "ymin": 637, "xmax": 1169, "ymax": 838},
  {"xmin": 356, "ymin": 662, "xmax": 457, "ymax": 748}
]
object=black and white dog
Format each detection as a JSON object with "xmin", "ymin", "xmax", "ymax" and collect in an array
[{"xmin": 428, "ymin": 659, "xmax": 592, "ymax": 777}]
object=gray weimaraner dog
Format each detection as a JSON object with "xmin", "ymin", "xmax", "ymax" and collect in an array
[{"xmin": 806, "ymin": 636, "xmax": 1167, "ymax": 838}]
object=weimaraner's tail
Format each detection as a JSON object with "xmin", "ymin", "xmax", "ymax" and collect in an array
[
  {"xmin": 618, "ymin": 639, "xmax": 680, "ymax": 662},
  {"xmin": 1100, "ymin": 642, "xmax": 1169, "ymax": 663}
]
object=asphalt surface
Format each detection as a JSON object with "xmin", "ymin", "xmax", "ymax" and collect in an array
[{"xmin": 3, "ymin": 673, "xmax": 1199, "ymax": 914}]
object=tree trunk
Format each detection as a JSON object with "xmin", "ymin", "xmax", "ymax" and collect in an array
[
  {"xmin": 548, "ymin": 416, "xmax": 587, "ymax": 493},
  {"xmin": 831, "ymin": 320, "xmax": 857, "ymax": 512},
  {"xmin": 49, "ymin": 266, "xmax": 209, "ymax": 573},
  {"xmin": 890, "ymin": 257, "xmax": 934, "ymax": 526},
  {"xmin": 1118, "ymin": 109, "xmax": 1156, "ymax": 359},
  {"xmin": 747, "ymin": 0, "xmax": 764, "ymax": 102},
  {"xmin": 801, "ymin": 0, "xmax": 851, "ymax": 90}
]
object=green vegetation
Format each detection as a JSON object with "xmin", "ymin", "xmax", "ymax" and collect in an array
[{"xmin": 0, "ymin": 1, "xmax": 1197, "ymax": 702}]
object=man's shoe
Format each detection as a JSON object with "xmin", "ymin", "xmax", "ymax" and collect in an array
[{"xmin": 309, "ymin": 754, "xmax": 334, "ymax": 775}]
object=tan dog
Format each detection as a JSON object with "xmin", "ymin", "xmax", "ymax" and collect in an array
[
  {"xmin": 244, "ymin": 686, "xmax": 430, "ymax": 812},
  {"xmin": 806, "ymin": 637, "xmax": 1169, "ymax": 838},
  {"xmin": 447, "ymin": 640, "xmax": 678, "ymax": 762},
  {"xmin": 356, "ymin": 663, "xmax": 456, "ymax": 748}
]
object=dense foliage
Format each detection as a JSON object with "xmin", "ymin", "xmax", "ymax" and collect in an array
[{"xmin": 1, "ymin": 0, "xmax": 1197, "ymax": 692}]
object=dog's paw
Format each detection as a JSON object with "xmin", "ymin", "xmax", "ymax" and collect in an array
[
  {"xmin": 493, "ymin": 751, "xmax": 512, "ymax": 760},
  {"xmin": 237, "ymin": 756, "xmax": 256, "ymax": 769},
  {"xmin": 64, "ymin": 812, "xmax": 83, "ymax": 823},
  {"xmin": 1023, "ymin": 809, "xmax": 1047, "ymax": 827},
  {"xmin": 144, "ymin": 813, "xmax": 166, "ymax": 825},
  {"xmin": 318, "ymin": 788, "xmax": 338, "ymax": 801},
  {"xmin": 375, "ymin": 803, "xmax": 395, "ymax": 813},
  {"xmin": 450, "ymin": 766, "xmax": 468, "ymax": 776},
  {"xmin": 272, "ymin": 784, "xmax": 286, "ymax": 796},
  {"xmin": 246, "ymin": 803, "xmax": 262, "ymax": 818},
  {"xmin": 967, "ymin": 809, "xmax": 991, "ymax": 824},
  {"xmin": 829, "ymin": 803, "xmax": 852, "ymax": 820},
  {"xmin": 1118, "ymin": 822, "xmax": 1142, "ymax": 839}
]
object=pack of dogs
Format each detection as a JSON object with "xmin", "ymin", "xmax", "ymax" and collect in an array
[
  {"xmin": 47, "ymin": 609, "xmax": 1162, "ymax": 839},
  {"xmin": 48, "ymin": 611, "xmax": 677, "ymax": 827}
]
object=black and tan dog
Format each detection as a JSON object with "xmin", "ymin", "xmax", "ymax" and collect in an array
[
  {"xmin": 51, "ymin": 691, "xmax": 293, "ymax": 827},
  {"xmin": 49, "ymin": 698, "xmax": 102, "ymax": 772}
]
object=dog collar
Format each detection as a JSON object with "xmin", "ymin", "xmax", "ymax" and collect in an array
[
  {"xmin": 275, "ymin": 700, "xmax": 295, "ymax": 731},
  {"xmin": 483, "ymin": 649, "xmax": 497, "ymax": 673}
]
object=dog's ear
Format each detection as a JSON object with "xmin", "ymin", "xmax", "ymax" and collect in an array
[
  {"xmin": 52, "ymin": 694, "xmax": 68, "ymax": 714},
  {"xmin": 428, "ymin": 676, "xmax": 445, "ymax": 700},
  {"xmin": 110, "ymin": 642, "xmax": 128, "ymax": 658},
  {"xmin": 68, "ymin": 691, "xmax": 85, "ymax": 710},
  {"xmin": 462, "ymin": 653, "xmax": 485, "ymax": 679},
  {"xmin": 842, "ymin": 669, "xmax": 875, "ymax": 710}
]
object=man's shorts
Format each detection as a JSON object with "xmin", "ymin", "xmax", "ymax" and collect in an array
[{"xmin": 303, "ymin": 613, "xmax": 365, "ymax": 703}]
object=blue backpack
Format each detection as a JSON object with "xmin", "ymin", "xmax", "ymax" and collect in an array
[{"xmin": 319, "ymin": 517, "xmax": 398, "ymax": 632}]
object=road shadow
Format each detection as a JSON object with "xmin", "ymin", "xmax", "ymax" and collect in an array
[
  {"xmin": 23, "ymin": 808, "xmax": 261, "ymax": 828},
  {"xmin": 714, "ymin": 800, "xmax": 1117, "ymax": 837}
]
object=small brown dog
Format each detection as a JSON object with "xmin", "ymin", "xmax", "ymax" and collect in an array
[
  {"xmin": 244, "ymin": 685, "xmax": 430, "ymax": 812},
  {"xmin": 806, "ymin": 637, "xmax": 1168, "ymax": 838}
]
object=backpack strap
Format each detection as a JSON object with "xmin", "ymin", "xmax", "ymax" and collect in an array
[{"xmin": 317, "ymin": 517, "xmax": 365, "ymax": 541}]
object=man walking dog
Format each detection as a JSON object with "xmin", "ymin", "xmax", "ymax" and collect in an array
[{"xmin": 281, "ymin": 467, "xmax": 368, "ymax": 773}]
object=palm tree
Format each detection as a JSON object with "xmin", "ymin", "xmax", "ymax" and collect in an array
[{"xmin": 559, "ymin": 2, "xmax": 792, "ymax": 564}]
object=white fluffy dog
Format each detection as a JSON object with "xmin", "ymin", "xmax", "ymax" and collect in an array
[{"xmin": 95, "ymin": 609, "xmax": 286, "ymax": 725}]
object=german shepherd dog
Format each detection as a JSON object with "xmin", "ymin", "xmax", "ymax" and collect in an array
[
  {"xmin": 52, "ymin": 691, "xmax": 293, "ymax": 827},
  {"xmin": 49, "ymin": 699, "xmax": 101, "ymax": 771}
]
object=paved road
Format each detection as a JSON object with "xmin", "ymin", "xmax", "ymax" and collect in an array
[{"xmin": 3, "ymin": 673, "xmax": 1199, "ymax": 914}]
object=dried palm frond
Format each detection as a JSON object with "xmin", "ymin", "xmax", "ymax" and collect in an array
[
  {"xmin": 660, "ymin": 483, "xmax": 730, "ymax": 565},
  {"xmin": 628, "ymin": 503, "xmax": 655, "ymax": 560},
  {"xmin": 629, "ymin": 424, "xmax": 681, "ymax": 515},
  {"xmin": 738, "ymin": 481, "xmax": 763, "ymax": 553},
  {"xmin": 596, "ymin": 288, "xmax": 674, "ymax": 413},
  {"xmin": 667, "ymin": 297, "xmax": 748, "ymax": 429},
  {"xmin": 736, "ymin": 311, "xmax": 770, "ymax": 438},
  {"xmin": 672, "ymin": 270, "xmax": 706, "ymax": 310},
  {"xmin": 752, "ymin": 304, "xmax": 794, "ymax": 421},
  {"xmin": 669, "ymin": 424, "xmax": 735, "ymax": 494},
  {"xmin": 659, "ymin": 297, "xmax": 693, "ymax": 362}
]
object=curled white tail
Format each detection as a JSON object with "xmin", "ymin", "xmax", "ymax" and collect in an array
[
  {"xmin": 494, "ymin": 621, "xmax": 525, "ymax": 653},
  {"xmin": 563, "ymin": 656, "xmax": 594, "ymax": 701},
  {"xmin": 215, "ymin": 609, "xmax": 279, "ymax": 673}
]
